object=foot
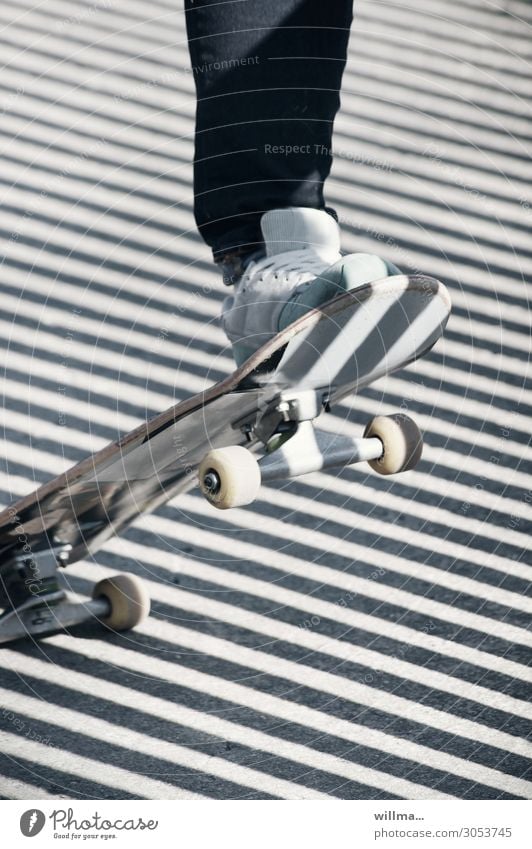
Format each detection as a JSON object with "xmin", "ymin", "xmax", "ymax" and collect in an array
[{"xmin": 220, "ymin": 207, "xmax": 399, "ymax": 366}]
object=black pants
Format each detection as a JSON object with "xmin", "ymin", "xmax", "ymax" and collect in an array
[{"xmin": 185, "ymin": 0, "xmax": 354, "ymax": 259}]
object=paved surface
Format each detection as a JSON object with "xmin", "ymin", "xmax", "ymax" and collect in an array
[{"xmin": 0, "ymin": 0, "xmax": 531, "ymax": 799}]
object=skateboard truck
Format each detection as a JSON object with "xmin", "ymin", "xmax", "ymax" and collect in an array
[
  {"xmin": 199, "ymin": 389, "xmax": 423, "ymax": 510},
  {"xmin": 252, "ymin": 388, "xmax": 328, "ymax": 444},
  {"xmin": 0, "ymin": 542, "xmax": 150, "ymax": 644}
]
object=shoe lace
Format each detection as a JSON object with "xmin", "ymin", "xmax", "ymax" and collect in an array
[{"xmin": 246, "ymin": 248, "xmax": 331, "ymax": 289}]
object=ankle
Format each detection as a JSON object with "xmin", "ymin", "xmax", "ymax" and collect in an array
[{"xmin": 215, "ymin": 248, "xmax": 265, "ymax": 286}]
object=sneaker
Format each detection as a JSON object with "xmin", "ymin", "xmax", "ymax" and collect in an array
[{"xmin": 220, "ymin": 207, "xmax": 399, "ymax": 366}]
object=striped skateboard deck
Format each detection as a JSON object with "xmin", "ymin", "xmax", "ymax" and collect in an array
[{"xmin": 0, "ymin": 274, "xmax": 450, "ymax": 642}]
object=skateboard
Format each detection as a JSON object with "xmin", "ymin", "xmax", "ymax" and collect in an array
[{"xmin": 0, "ymin": 274, "xmax": 451, "ymax": 643}]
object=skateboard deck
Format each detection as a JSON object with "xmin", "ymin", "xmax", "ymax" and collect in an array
[{"xmin": 0, "ymin": 274, "xmax": 450, "ymax": 642}]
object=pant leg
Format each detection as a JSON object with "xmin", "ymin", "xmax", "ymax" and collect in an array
[{"xmin": 185, "ymin": 0, "xmax": 354, "ymax": 259}]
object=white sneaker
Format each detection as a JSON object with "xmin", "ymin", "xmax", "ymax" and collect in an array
[{"xmin": 221, "ymin": 207, "xmax": 398, "ymax": 366}]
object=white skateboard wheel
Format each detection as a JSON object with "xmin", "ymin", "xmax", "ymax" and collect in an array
[
  {"xmin": 199, "ymin": 445, "xmax": 261, "ymax": 509},
  {"xmin": 92, "ymin": 573, "xmax": 150, "ymax": 631},
  {"xmin": 364, "ymin": 414, "xmax": 423, "ymax": 475}
]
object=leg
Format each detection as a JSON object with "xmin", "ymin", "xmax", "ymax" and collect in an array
[
  {"xmin": 185, "ymin": 0, "xmax": 400, "ymax": 367},
  {"xmin": 185, "ymin": 0, "xmax": 354, "ymax": 259}
]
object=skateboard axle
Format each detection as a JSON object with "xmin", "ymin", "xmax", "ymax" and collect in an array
[
  {"xmin": 259, "ymin": 421, "xmax": 384, "ymax": 482},
  {"xmin": 203, "ymin": 470, "xmax": 221, "ymax": 494},
  {"xmin": 0, "ymin": 592, "xmax": 111, "ymax": 644}
]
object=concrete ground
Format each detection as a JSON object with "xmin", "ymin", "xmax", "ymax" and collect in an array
[{"xmin": 0, "ymin": 0, "xmax": 530, "ymax": 799}]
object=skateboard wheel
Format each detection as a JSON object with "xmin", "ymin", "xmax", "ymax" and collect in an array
[
  {"xmin": 199, "ymin": 445, "xmax": 261, "ymax": 509},
  {"xmin": 364, "ymin": 414, "xmax": 423, "ymax": 475},
  {"xmin": 92, "ymin": 573, "xmax": 150, "ymax": 631}
]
